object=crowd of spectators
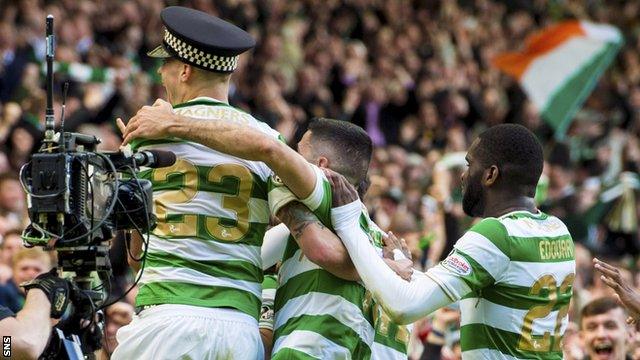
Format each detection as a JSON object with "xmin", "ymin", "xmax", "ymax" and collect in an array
[{"xmin": 1, "ymin": 0, "xmax": 640, "ymax": 358}]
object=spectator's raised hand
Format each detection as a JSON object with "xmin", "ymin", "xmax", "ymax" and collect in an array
[
  {"xmin": 117, "ymin": 99, "xmax": 175, "ymax": 145},
  {"xmin": 342, "ymin": 86, "xmax": 362, "ymax": 114},
  {"xmin": 594, "ymin": 258, "xmax": 640, "ymax": 323}
]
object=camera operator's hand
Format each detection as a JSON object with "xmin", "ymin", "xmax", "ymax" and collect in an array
[
  {"xmin": 117, "ymin": 98, "xmax": 176, "ymax": 145},
  {"xmin": 21, "ymin": 268, "xmax": 71, "ymax": 319}
]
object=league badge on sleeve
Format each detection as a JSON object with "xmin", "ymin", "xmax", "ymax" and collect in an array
[{"xmin": 441, "ymin": 251, "xmax": 472, "ymax": 276}]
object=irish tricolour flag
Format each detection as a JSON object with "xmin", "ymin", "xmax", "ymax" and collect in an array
[{"xmin": 493, "ymin": 21, "xmax": 623, "ymax": 139}]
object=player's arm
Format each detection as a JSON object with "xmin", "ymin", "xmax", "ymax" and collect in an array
[
  {"xmin": 327, "ymin": 172, "xmax": 506, "ymax": 324},
  {"xmin": 276, "ymin": 202, "xmax": 413, "ymax": 281},
  {"xmin": 277, "ymin": 202, "xmax": 360, "ymax": 281},
  {"xmin": 331, "ymin": 198, "xmax": 452, "ymax": 324},
  {"xmin": 117, "ymin": 99, "xmax": 315, "ymax": 199},
  {"xmin": 260, "ymin": 327, "xmax": 273, "ymax": 360}
]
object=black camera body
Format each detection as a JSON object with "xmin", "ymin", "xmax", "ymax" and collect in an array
[
  {"xmin": 24, "ymin": 132, "xmax": 156, "ymax": 249},
  {"xmin": 28, "ymin": 150, "xmax": 110, "ymax": 246}
]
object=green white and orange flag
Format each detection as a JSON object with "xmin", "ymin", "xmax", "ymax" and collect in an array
[{"xmin": 493, "ymin": 21, "xmax": 623, "ymax": 139}]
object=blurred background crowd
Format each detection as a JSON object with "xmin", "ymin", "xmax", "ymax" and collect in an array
[{"xmin": 1, "ymin": 0, "xmax": 640, "ymax": 359}]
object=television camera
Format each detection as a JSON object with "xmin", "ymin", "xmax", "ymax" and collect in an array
[{"xmin": 18, "ymin": 15, "xmax": 175, "ymax": 359}]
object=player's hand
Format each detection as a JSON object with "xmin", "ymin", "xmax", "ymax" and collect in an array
[
  {"xmin": 322, "ymin": 168, "xmax": 358, "ymax": 207},
  {"xmin": 594, "ymin": 258, "xmax": 640, "ymax": 324},
  {"xmin": 383, "ymin": 258, "xmax": 413, "ymax": 281},
  {"xmin": 21, "ymin": 268, "xmax": 71, "ymax": 319},
  {"xmin": 382, "ymin": 231, "xmax": 412, "ymax": 260},
  {"xmin": 117, "ymin": 98, "xmax": 175, "ymax": 145}
]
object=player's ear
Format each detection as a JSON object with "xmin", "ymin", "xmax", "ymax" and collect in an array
[
  {"xmin": 483, "ymin": 165, "xmax": 499, "ymax": 186},
  {"xmin": 180, "ymin": 64, "xmax": 192, "ymax": 82},
  {"xmin": 317, "ymin": 156, "xmax": 330, "ymax": 169}
]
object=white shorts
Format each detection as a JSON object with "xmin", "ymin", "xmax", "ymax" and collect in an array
[{"xmin": 111, "ymin": 304, "xmax": 264, "ymax": 360}]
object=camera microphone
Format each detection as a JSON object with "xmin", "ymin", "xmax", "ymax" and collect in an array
[
  {"xmin": 132, "ymin": 150, "xmax": 177, "ymax": 168},
  {"xmin": 104, "ymin": 149, "xmax": 176, "ymax": 169},
  {"xmin": 44, "ymin": 15, "xmax": 56, "ymax": 141}
]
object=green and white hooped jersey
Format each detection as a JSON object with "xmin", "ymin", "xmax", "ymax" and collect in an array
[
  {"xmin": 428, "ymin": 211, "xmax": 575, "ymax": 359},
  {"xmin": 132, "ymin": 97, "xmax": 282, "ymax": 320},
  {"xmin": 268, "ymin": 165, "xmax": 383, "ymax": 359}
]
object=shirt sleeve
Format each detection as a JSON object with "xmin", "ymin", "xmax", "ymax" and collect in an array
[
  {"xmin": 331, "ymin": 201, "xmax": 453, "ymax": 324},
  {"xmin": 267, "ymin": 164, "xmax": 330, "ymax": 216},
  {"xmin": 261, "ymin": 224, "xmax": 290, "ymax": 270}
]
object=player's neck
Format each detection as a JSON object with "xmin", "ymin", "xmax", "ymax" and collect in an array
[
  {"xmin": 482, "ymin": 195, "xmax": 537, "ymax": 218},
  {"xmin": 177, "ymin": 83, "xmax": 229, "ymax": 104}
]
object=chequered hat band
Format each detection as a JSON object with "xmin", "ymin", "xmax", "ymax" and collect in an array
[{"xmin": 163, "ymin": 30, "xmax": 239, "ymax": 72}]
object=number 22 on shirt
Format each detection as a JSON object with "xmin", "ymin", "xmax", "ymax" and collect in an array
[{"xmin": 518, "ymin": 273, "xmax": 574, "ymax": 352}]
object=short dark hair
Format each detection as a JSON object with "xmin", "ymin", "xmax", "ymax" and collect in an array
[
  {"xmin": 476, "ymin": 124, "xmax": 543, "ymax": 195},
  {"xmin": 307, "ymin": 118, "xmax": 373, "ymax": 186},
  {"xmin": 581, "ymin": 297, "xmax": 625, "ymax": 325}
]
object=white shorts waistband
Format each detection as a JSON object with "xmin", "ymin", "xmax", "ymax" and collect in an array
[{"xmin": 138, "ymin": 304, "xmax": 257, "ymax": 326}]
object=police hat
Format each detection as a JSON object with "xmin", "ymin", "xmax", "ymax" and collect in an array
[{"xmin": 148, "ymin": 6, "xmax": 255, "ymax": 73}]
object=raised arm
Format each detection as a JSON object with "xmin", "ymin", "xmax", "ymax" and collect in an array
[{"xmin": 117, "ymin": 99, "xmax": 315, "ymax": 199}]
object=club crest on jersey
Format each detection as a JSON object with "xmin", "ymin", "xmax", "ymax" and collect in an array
[
  {"xmin": 271, "ymin": 175, "xmax": 284, "ymax": 186},
  {"xmin": 442, "ymin": 252, "xmax": 472, "ymax": 276}
]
